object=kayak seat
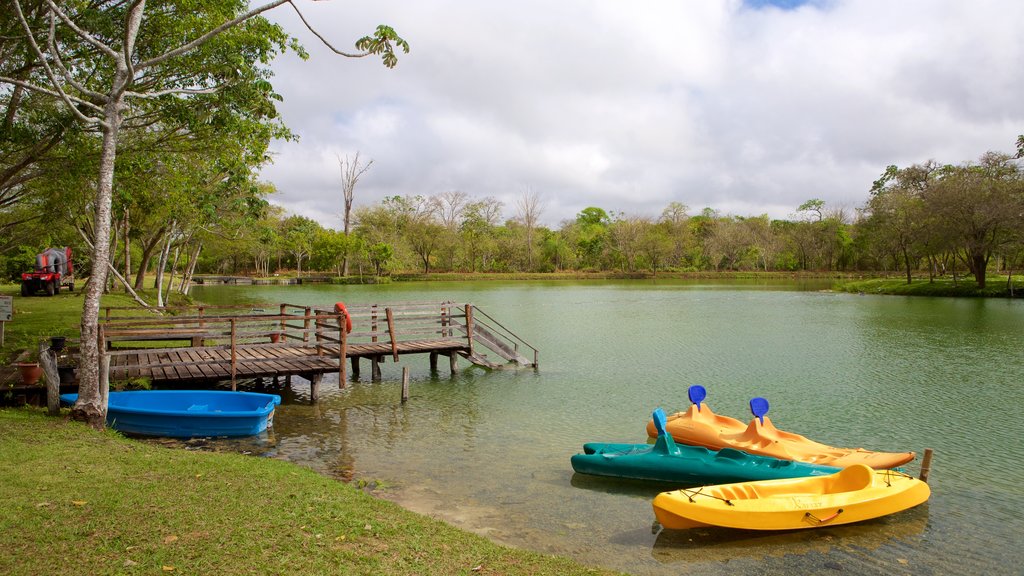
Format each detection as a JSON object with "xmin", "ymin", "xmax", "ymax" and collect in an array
[{"xmin": 826, "ymin": 464, "xmax": 874, "ymax": 493}]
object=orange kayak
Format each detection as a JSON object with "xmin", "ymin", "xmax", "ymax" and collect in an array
[{"xmin": 645, "ymin": 387, "xmax": 914, "ymax": 469}]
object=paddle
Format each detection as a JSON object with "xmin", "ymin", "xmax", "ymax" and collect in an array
[
  {"xmin": 750, "ymin": 396, "xmax": 770, "ymax": 425},
  {"xmin": 688, "ymin": 384, "xmax": 707, "ymax": 412},
  {"xmin": 652, "ymin": 407, "xmax": 679, "ymax": 454}
]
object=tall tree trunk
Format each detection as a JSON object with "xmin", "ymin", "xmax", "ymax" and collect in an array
[
  {"xmin": 73, "ymin": 99, "xmax": 124, "ymax": 430},
  {"xmin": 122, "ymin": 208, "xmax": 131, "ymax": 288},
  {"xmin": 165, "ymin": 244, "xmax": 180, "ymax": 304},
  {"xmin": 154, "ymin": 223, "xmax": 174, "ymax": 306},
  {"xmin": 181, "ymin": 242, "xmax": 202, "ymax": 295},
  {"xmin": 134, "ymin": 227, "xmax": 166, "ymax": 290}
]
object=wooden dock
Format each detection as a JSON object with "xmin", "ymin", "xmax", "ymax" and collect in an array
[{"xmin": 94, "ymin": 301, "xmax": 537, "ymax": 401}]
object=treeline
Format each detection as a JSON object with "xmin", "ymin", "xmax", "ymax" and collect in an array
[
  {"xmin": 4, "ymin": 145, "xmax": 1023, "ymax": 293},
  {"xmin": 202, "ymin": 144, "xmax": 1023, "ymax": 289}
]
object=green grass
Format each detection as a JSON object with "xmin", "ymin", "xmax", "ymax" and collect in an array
[
  {"xmin": 835, "ymin": 275, "xmax": 1024, "ymax": 298},
  {"xmin": 0, "ymin": 284, "xmax": 194, "ymax": 363},
  {"xmin": 0, "ymin": 409, "xmax": 616, "ymax": 576}
]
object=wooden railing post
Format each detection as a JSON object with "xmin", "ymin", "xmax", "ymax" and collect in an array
[
  {"xmin": 441, "ymin": 303, "xmax": 449, "ymax": 337},
  {"xmin": 371, "ymin": 304, "xmax": 378, "ymax": 343},
  {"xmin": 386, "ymin": 307, "xmax": 399, "ymax": 362},
  {"xmin": 303, "ymin": 307, "xmax": 311, "ymax": 344},
  {"xmin": 230, "ymin": 318, "xmax": 237, "ymax": 390},
  {"xmin": 338, "ymin": 313, "xmax": 347, "ymax": 388},
  {"xmin": 315, "ymin": 316, "xmax": 323, "ymax": 357},
  {"xmin": 279, "ymin": 304, "xmax": 287, "ymax": 343},
  {"xmin": 465, "ymin": 304, "xmax": 474, "ymax": 356}
]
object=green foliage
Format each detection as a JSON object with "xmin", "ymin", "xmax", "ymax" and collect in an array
[{"xmin": 355, "ymin": 25, "xmax": 411, "ymax": 69}]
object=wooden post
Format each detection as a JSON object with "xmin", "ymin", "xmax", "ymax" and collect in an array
[
  {"xmin": 371, "ymin": 356, "xmax": 382, "ymax": 381},
  {"xmin": 303, "ymin": 307, "xmax": 311, "ymax": 344},
  {"xmin": 465, "ymin": 304, "xmax": 475, "ymax": 356},
  {"xmin": 351, "ymin": 357, "xmax": 360, "ymax": 379},
  {"xmin": 230, "ymin": 318, "xmax": 237, "ymax": 391},
  {"xmin": 97, "ymin": 324, "xmax": 109, "ymax": 416},
  {"xmin": 195, "ymin": 306, "xmax": 205, "ymax": 347},
  {"xmin": 309, "ymin": 373, "xmax": 321, "ymax": 403},
  {"xmin": 39, "ymin": 342, "xmax": 60, "ymax": 416},
  {"xmin": 401, "ymin": 366, "xmax": 410, "ymax": 403},
  {"xmin": 385, "ymin": 307, "xmax": 399, "ymax": 362},
  {"xmin": 99, "ymin": 355, "xmax": 110, "ymax": 417},
  {"xmin": 449, "ymin": 353, "xmax": 457, "ymax": 374},
  {"xmin": 315, "ymin": 316, "xmax": 323, "ymax": 357},
  {"xmin": 279, "ymin": 304, "xmax": 288, "ymax": 343},
  {"xmin": 429, "ymin": 352, "xmax": 438, "ymax": 371},
  {"xmin": 919, "ymin": 448, "xmax": 934, "ymax": 483},
  {"xmin": 441, "ymin": 303, "xmax": 449, "ymax": 338},
  {"xmin": 371, "ymin": 304, "xmax": 378, "ymax": 343},
  {"xmin": 338, "ymin": 314, "xmax": 347, "ymax": 388}
]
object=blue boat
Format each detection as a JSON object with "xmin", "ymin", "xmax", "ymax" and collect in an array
[
  {"xmin": 59, "ymin": 390, "xmax": 281, "ymax": 438},
  {"xmin": 571, "ymin": 409, "xmax": 840, "ymax": 485}
]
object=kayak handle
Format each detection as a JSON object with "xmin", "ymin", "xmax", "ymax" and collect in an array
[{"xmin": 804, "ymin": 509, "xmax": 844, "ymax": 524}]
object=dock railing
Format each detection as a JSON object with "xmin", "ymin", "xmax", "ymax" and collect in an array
[{"xmin": 92, "ymin": 300, "xmax": 536, "ymax": 391}]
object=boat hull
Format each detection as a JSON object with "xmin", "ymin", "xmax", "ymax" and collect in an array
[
  {"xmin": 572, "ymin": 440, "xmax": 839, "ymax": 485},
  {"xmin": 653, "ymin": 464, "xmax": 930, "ymax": 531},
  {"xmin": 59, "ymin": 390, "xmax": 281, "ymax": 438},
  {"xmin": 646, "ymin": 404, "xmax": 914, "ymax": 469}
]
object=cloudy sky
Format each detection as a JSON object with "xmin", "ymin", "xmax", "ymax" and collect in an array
[{"xmin": 260, "ymin": 0, "xmax": 1024, "ymax": 228}]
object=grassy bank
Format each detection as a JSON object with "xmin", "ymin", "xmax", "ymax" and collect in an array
[
  {"xmin": 0, "ymin": 284, "xmax": 196, "ymax": 363},
  {"xmin": 835, "ymin": 275, "xmax": 1023, "ymax": 298},
  {"xmin": 0, "ymin": 409, "xmax": 614, "ymax": 576}
]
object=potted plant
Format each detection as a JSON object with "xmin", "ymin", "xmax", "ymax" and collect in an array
[{"xmin": 15, "ymin": 362, "xmax": 43, "ymax": 386}]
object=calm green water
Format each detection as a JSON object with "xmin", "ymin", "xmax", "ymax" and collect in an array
[{"xmin": 191, "ymin": 280, "xmax": 1024, "ymax": 575}]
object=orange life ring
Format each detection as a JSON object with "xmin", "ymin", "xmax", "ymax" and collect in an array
[{"xmin": 334, "ymin": 302, "xmax": 353, "ymax": 333}]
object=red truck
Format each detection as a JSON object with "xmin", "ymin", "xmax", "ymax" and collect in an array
[{"xmin": 21, "ymin": 247, "xmax": 74, "ymax": 296}]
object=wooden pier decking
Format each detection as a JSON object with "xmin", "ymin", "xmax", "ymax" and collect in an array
[{"xmin": 95, "ymin": 301, "xmax": 537, "ymax": 401}]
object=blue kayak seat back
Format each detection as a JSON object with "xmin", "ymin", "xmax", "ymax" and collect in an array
[
  {"xmin": 688, "ymin": 385, "xmax": 707, "ymax": 411},
  {"xmin": 750, "ymin": 397, "xmax": 770, "ymax": 424}
]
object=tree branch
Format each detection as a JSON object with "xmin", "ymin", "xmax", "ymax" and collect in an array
[
  {"xmin": 42, "ymin": 0, "xmax": 119, "ymax": 60},
  {"xmin": 0, "ymin": 75, "xmax": 104, "ymax": 116},
  {"xmin": 8, "ymin": 2, "xmax": 107, "ymax": 126},
  {"xmin": 124, "ymin": 84, "xmax": 229, "ymax": 99},
  {"xmin": 137, "ymin": 0, "xmax": 291, "ymax": 71},
  {"xmin": 289, "ymin": 1, "xmax": 366, "ymax": 57}
]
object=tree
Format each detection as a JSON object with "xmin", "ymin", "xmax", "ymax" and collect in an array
[
  {"xmin": 281, "ymin": 215, "xmax": 320, "ymax": 277},
  {"xmin": 515, "ymin": 188, "xmax": 543, "ymax": 270},
  {"xmin": 923, "ymin": 153, "xmax": 1023, "ymax": 288},
  {"xmin": 2, "ymin": 0, "xmax": 407, "ymax": 429},
  {"xmin": 337, "ymin": 151, "xmax": 372, "ymax": 276},
  {"xmin": 866, "ymin": 164, "xmax": 931, "ymax": 283}
]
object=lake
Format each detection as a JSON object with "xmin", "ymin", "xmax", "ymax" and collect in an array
[{"xmin": 190, "ymin": 279, "xmax": 1024, "ymax": 575}]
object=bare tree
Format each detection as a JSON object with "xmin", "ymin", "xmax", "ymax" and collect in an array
[
  {"xmin": 337, "ymin": 151, "xmax": 373, "ymax": 275},
  {"xmin": 432, "ymin": 190, "xmax": 469, "ymax": 229},
  {"xmin": 515, "ymin": 187, "xmax": 544, "ymax": 270},
  {"xmin": 3, "ymin": 0, "xmax": 407, "ymax": 429}
]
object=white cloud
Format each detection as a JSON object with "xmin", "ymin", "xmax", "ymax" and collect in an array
[{"xmin": 259, "ymin": 0, "xmax": 1024, "ymax": 226}]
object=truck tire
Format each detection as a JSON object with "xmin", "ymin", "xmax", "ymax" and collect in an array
[
  {"xmin": 21, "ymin": 282, "xmax": 30, "ymax": 297},
  {"xmin": 53, "ymin": 280, "xmax": 60, "ymax": 294},
  {"xmin": 45, "ymin": 280, "xmax": 55, "ymax": 296},
  {"xmin": 69, "ymin": 283, "xmax": 74, "ymax": 292}
]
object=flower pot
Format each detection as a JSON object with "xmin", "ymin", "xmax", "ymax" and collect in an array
[
  {"xmin": 15, "ymin": 363, "xmax": 43, "ymax": 386},
  {"xmin": 50, "ymin": 336, "xmax": 67, "ymax": 352}
]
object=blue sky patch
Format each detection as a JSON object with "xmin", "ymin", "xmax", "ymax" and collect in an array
[{"xmin": 743, "ymin": 0, "xmax": 815, "ymax": 10}]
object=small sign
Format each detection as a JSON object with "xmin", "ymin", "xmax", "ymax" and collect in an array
[{"xmin": 0, "ymin": 295, "xmax": 12, "ymax": 322}]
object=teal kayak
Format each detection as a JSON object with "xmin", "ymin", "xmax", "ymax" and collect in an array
[{"xmin": 571, "ymin": 409, "xmax": 840, "ymax": 485}]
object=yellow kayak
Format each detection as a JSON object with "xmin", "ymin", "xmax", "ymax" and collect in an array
[
  {"xmin": 645, "ymin": 386, "xmax": 915, "ymax": 469},
  {"xmin": 653, "ymin": 464, "xmax": 930, "ymax": 531}
]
